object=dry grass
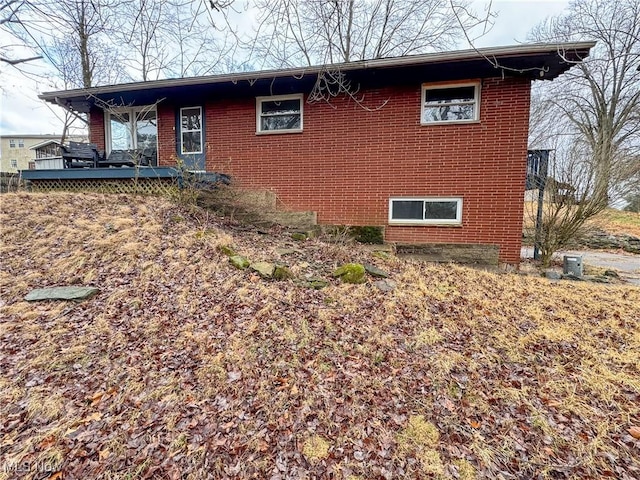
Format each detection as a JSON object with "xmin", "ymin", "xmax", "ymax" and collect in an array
[
  {"xmin": 589, "ymin": 208, "xmax": 640, "ymax": 237},
  {"xmin": 524, "ymin": 202, "xmax": 640, "ymax": 238},
  {"xmin": 1, "ymin": 192, "xmax": 639, "ymax": 479}
]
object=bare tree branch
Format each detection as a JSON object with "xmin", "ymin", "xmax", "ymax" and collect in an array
[
  {"xmin": 0, "ymin": 54, "xmax": 41, "ymax": 64},
  {"xmin": 526, "ymin": 0, "xmax": 640, "ymax": 264}
]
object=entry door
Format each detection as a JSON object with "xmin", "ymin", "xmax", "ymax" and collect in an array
[{"xmin": 178, "ymin": 106, "xmax": 205, "ymax": 171}]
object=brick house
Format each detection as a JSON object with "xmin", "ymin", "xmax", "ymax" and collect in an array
[{"xmin": 40, "ymin": 42, "xmax": 594, "ymax": 265}]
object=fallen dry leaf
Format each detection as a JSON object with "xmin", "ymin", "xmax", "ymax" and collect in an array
[
  {"xmin": 83, "ymin": 412, "xmax": 102, "ymax": 423},
  {"xmin": 0, "ymin": 192, "xmax": 638, "ymax": 480}
]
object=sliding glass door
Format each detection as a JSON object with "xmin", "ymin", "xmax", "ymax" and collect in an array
[{"xmin": 105, "ymin": 107, "xmax": 158, "ymax": 165}]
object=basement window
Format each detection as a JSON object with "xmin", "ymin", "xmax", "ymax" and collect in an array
[
  {"xmin": 256, "ymin": 94, "xmax": 303, "ymax": 134},
  {"xmin": 421, "ymin": 83, "xmax": 479, "ymax": 124},
  {"xmin": 389, "ymin": 197, "xmax": 462, "ymax": 225}
]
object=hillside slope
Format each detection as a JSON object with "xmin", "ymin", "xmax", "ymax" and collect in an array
[{"xmin": 1, "ymin": 192, "xmax": 639, "ymax": 479}]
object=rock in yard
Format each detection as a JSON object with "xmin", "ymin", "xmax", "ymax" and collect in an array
[
  {"xmin": 364, "ymin": 263, "xmax": 389, "ymax": 278},
  {"xmin": 545, "ymin": 270, "xmax": 562, "ymax": 280},
  {"xmin": 332, "ymin": 263, "xmax": 366, "ymax": 284},
  {"xmin": 291, "ymin": 232, "xmax": 308, "ymax": 241},
  {"xmin": 25, "ymin": 286, "xmax": 99, "ymax": 302},
  {"xmin": 373, "ymin": 279, "xmax": 397, "ymax": 292},
  {"xmin": 306, "ymin": 278, "xmax": 329, "ymax": 289},
  {"xmin": 229, "ymin": 255, "xmax": 250, "ymax": 270},
  {"xmin": 218, "ymin": 245, "xmax": 236, "ymax": 256},
  {"xmin": 273, "ymin": 265, "xmax": 294, "ymax": 280},
  {"xmin": 250, "ymin": 262, "xmax": 275, "ymax": 279}
]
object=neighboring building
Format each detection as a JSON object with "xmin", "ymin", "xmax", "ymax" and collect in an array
[
  {"xmin": 38, "ymin": 42, "xmax": 594, "ymax": 265},
  {"xmin": 31, "ymin": 140, "xmax": 66, "ymax": 170},
  {"xmin": 525, "ymin": 178, "xmax": 577, "ymax": 204},
  {"xmin": 0, "ymin": 134, "xmax": 86, "ymax": 172}
]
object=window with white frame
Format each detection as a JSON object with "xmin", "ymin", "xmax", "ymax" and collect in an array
[
  {"xmin": 18, "ymin": 139, "xmax": 24, "ymax": 147},
  {"xmin": 421, "ymin": 83, "xmax": 479, "ymax": 124},
  {"xmin": 10, "ymin": 159, "xmax": 17, "ymax": 168},
  {"xmin": 256, "ymin": 94, "xmax": 303, "ymax": 133},
  {"xmin": 180, "ymin": 107, "xmax": 203, "ymax": 154},
  {"xmin": 105, "ymin": 106, "xmax": 158, "ymax": 156},
  {"xmin": 9, "ymin": 139, "xmax": 15, "ymax": 148},
  {"xmin": 389, "ymin": 197, "xmax": 463, "ymax": 225}
]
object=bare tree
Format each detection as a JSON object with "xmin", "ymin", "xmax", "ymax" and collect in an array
[
  {"xmin": 166, "ymin": 0, "xmax": 239, "ymax": 78},
  {"xmin": 248, "ymin": 0, "xmax": 481, "ymax": 69},
  {"xmin": 525, "ymin": 132, "xmax": 610, "ymax": 267},
  {"xmin": 525, "ymin": 0, "xmax": 640, "ymax": 266},
  {"xmin": 529, "ymin": 0, "xmax": 640, "ymax": 203},
  {"xmin": 118, "ymin": 0, "xmax": 238, "ymax": 81},
  {"xmin": 46, "ymin": 0, "xmax": 126, "ymax": 88},
  {"xmin": 117, "ymin": 0, "xmax": 171, "ymax": 81},
  {"xmin": 0, "ymin": 1, "xmax": 42, "ymax": 66}
]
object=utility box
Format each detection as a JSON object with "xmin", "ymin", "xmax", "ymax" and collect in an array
[{"xmin": 563, "ymin": 255, "xmax": 583, "ymax": 276}]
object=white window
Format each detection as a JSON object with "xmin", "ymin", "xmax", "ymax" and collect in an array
[
  {"xmin": 9, "ymin": 139, "xmax": 15, "ymax": 148},
  {"xmin": 256, "ymin": 94, "xmax": 303, "ymax": 134},
  {"xmin": 180, "ymin": 107, "xmax": 203, "ymax": 154},
  {"xmin": 18, "ymin": 139, "xmax": 24, "ymax": 147},
  {"xmin": 389, "ymin": 197, "xmax": 463, "ymax": 225},
  {"xmin": 10, "ymin": 159, "xmax": 17, "ymax": 168},
  {"xmin": 104, "ymin": 106, "xmax": 158, "ymax": 156},
  {"xmin": 421, "ymin": 83, "xmax": 479, "ymax": 124}
]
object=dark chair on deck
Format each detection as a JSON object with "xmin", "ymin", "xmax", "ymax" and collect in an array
[
  {"xmin": 61, "ymin": 142, "xmax": 102, "ymax": 168},
  {"xmin": 99, "ymin": 149, "xmax": 151, "ymax": 168}
]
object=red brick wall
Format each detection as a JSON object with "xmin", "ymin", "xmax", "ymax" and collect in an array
[
  {"xmin": 206, "ymin": 77, "xmax": 530, "ymax": 264},
  {"xmin": 89, "ymin": 77, "xmax": 531, "ymax": 264},
  {"xmin": 157, "ymin": 103, "xmax": 176, "ymax": 167},
  {"xmin": 88, "ymin": 108, "xmax": 105, "ymax": 151}
]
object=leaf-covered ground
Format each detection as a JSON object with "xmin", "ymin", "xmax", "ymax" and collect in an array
[
  {"xmin": 523, "ymin": 203, "xmax": 640, "ymax": 239},
  {"xmin": 1, "ymin": 192, "xmax": 639, "ymax": 480},
  {"xmin": 589, "ymin": 209, "xmax": 640, "ymax": 238}
]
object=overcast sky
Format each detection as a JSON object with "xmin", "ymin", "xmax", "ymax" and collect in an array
[{"xmin": 0, "ymin": 0, "xmax": 571, "ymax": 136}]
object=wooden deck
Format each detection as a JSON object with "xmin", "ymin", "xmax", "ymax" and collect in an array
[
  {"xmin": 21, "ymin": 168, "xmax": 230, "ymax": 194},
  {"xmin": 21, "ymin": 167, "xmax": 180, "ymax": 181}
]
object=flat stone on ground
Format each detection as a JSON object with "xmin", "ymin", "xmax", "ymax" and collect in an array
[
  {"xmin": 374, "ymin": 280, "xmax": 397, "ymax": 292},
  {"xmin": 25, "ymin": 286, "xmax": 99, "ymax": 302},
  {"xmin": 229, "ymin": 255, "xmax": 250, "ymax": 270},
  {"xmin": 251, "ymin": 262, "xmax": 276, "ymax": 279},
  {"xmin": 364, "ymin": 263, "xmax": 389, "ymax": 278},
  {"xmin": 304, "ymin": 278, "xmax": 329, "ymax": 289},
  {"xmin": 545, "ymin": 270, "xmax": 562, "ymax": 280}
]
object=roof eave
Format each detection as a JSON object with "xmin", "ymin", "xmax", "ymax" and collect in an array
[{"xmin": 39, "ymin": 41, "xmax": 596, "ymax": 103}]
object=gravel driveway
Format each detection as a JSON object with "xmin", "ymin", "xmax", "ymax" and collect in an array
[{"xmin": 521, "ymin": 247, "xmax": 640, "ymax": 286}]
